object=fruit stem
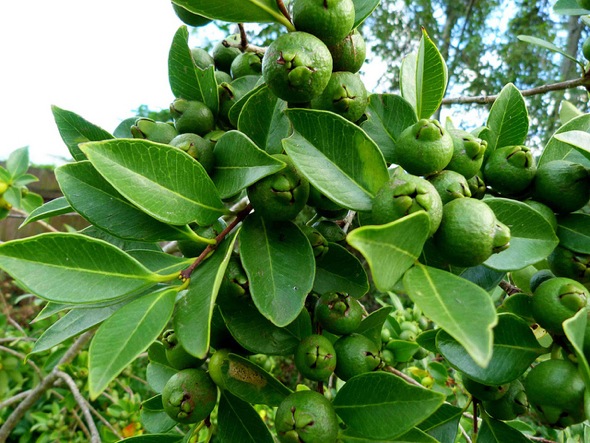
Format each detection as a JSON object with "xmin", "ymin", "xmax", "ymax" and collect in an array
[
  {"xmin": 276, "ymin": 0, "xmax": 293, "ymax": 25},
  {"xmin": 472, "ymin": 400, "xmax": 479, "ymax": 436},
  {"xmin": 180, "ymin": 204, "xmax": 252, "ymax": 281}
]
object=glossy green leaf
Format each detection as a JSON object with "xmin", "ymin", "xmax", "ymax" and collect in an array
[
  {"xmin": 32, "ymin": 302, "xmax": 72, "ymax": 323},
  {"xmin": 171, "ymin": 0, "xmax": 294, "ymax": 29},
  {"xmin": 217, "ymin": 390, "xmax": 274, "ymax": 443},
  {"xmin": 168, "ymin": 26, "xmax": 218, "ymax": 115},
  {"xmin": 560, "ymin": 100, "xmax": 583, "ymax": 124},
  {"xmin": 556, "ymin": 213, "xmax": 590, "ymax": 254},
  {"xmin": 554, "ymin": 0, "xmax": 590, "ymax": 15},
  {"xmin": 7, "ymin": 146, "xmax": 29, "ymax": 178},
  {"xmin": 146, "ymin": 361, "xmax": 177, "ymax": 394},
  {"xmin": 212, "ymin": 131, "xmax": 286, "ymax": 199},
  {"xmin": 437, "ymin": 313, "xmax": 546, "ymax": 385},
  {"xmin": 80, "ymin": 139, "xmax": 226, "ymax": 226},
  {"xmin": 341, "ymin": 428, "xmax": 437, "ymax": 443},
  {"xmin": 56, "ymin": 161, "xmax": 197, "ymax": 242},
  {"xmin": 416, "ymin": 403, "xmax": 462, "ymax": 443},
  {"xmin": 89, "ymin": 287, "xmax": 177, "ymax": 399},
  {"xmin": 21, "ymin": 192, "xmax": 44, "ymax": 214},
  {"xmin": 81, "ymin": 226, "xmax": 161, "ymax": 252},
  {"xmin": 403, "ymin": 264, "xmax": 497, "ymax": 368},
  {"xmin": 347, "ymin": 212, "xmax": 430, "ymax": 291},
  {"xmin": 127, "ymin": 250, "xmax": 192, "ymax": 275},
  {"xmin": 459, "ymin": 265, "xmax": 506, "ymax": 292},
  {"xmin": 313, "ymin": 242, "xmax": 369, "ymax": 298},
  {"xmin": 31, "ymin": 299, "xmax": 131, "ymax": 354},
  {"xmin": 564, "ymin": 309, "xmax": 590, "ymax": 393},
  {"xmin": 12, "ymin": 173, "xmax": 38, "ymax": 187},
  {"xmin": 213, "ymin": 352, "xmax": 292, "ymax": 407},
  {"xmin": 220, "ymin": 299, "xmax": 311, "ymax": 355},
  {"xmin": 117, "ymin": 435, "xmax": 182, "ymax": 443},
  {"xmin": 333, "ymin": 372, "xmax": 445, "ymax": 440},
  {"xmin": 174, "ymin": 232, "xmax": 238, "ymax": 358},
  {"xmin": 481, "ymin": 83, "xmax": 529, "ymax": 155},
  {"xmin": 228, "ymin": 78, "xmax": 266, "ymax": 126},
  {"xmin": 539, "ymin": 113, "xmax": 590, "ymax": 167},
  {"xmin": 483, "ymin": 197, "xmax": 559, "ymax": 271},
  {"xmin": 352, "ymin": 0, "xmax": 381, "ymax": 28},
  {"xmin": 283, "ymin": 109, "xmax": 389, "ymax": 212},
  {"xmin": 356, "ymin": 307, "xmax": 393, "ymax": 347},
  {"xmin": 51, "ymin": 105, "xmax": 114, "ymax": 161},
  {"xmin": 477, "ymin": 415, "xmax": 531, "ymax": 443},
  {"xmin": 140, "ymin": 395, "xmax": 176, "ymax": 434},
  {"xmin": 0, "ymin": 233, "xmax": 161, "ymax": 304},
  {"xmin": 517, "ymin": 35, "xmax": 584, "ymax": 69},
  {"xmin": 361, "ymin": 93, "xmax": 418, "ymax": 163},
  {"xmin": 237, "ymin": 85, "xmax": 290, "ymax": 155},
  {"xmin": 20, "ymin": 196, "xmax": 71, "ymax": 228},
  {"xmin": 552, "ymin": 129, "xmax": 590, "ymax": 163},
  {"xmin": 240, "ymin": 216, "xmax": 315, "ymax": 327}
]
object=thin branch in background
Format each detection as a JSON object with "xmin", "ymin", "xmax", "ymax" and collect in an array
[
  {"xmin": 0, "ymin": 345, "xmax": 43, "ymax": 378},
  {"xmin": 87, "ymin": 401, "xmax": 123, "ymax": 441},
  {"xmin": 0, "ymin": 390, "xmax": 32, "ymax": 410},
  {"xmin": 56, "ymin": 370, "xmax": 100, "ymax": 443},
  {"xmin": 442, "ymin": 76, "xmax": 590, "ymax": 105},
  {"xmin": 528, "ymin": 436, "xmax": 559, "ymax": 443},
  {"xmin": 0, "ymin": 329, "xmax": 94, "ymax": 442},
  {"xmin": 9, "ymin": 207, "xmax": 59, "ymax": 233},
  {"xmin": 459, "ymin": 424, "xmax": 473, "ymax": 443},
  {"xmin": 382, "ymin": 365, "xmax": 423, "ymax": 387},
  {"xmin": 0, "ymin": 291, "xmax": 26, "ymax": 336},
  {"xmin": 70, "ymin": 409, "xmax": 91, "ymax": 442}
]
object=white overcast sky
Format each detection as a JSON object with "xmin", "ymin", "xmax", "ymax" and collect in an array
[{"xmin": 0, "ymin": 1, "xmax": 224, "ymax": 165}]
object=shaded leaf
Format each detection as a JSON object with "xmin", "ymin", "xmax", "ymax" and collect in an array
[
  {"xmin": 538, "ymin": 114, "xmax": 590, "ymax": 167},
  {"xmin": 553, "ymin": 0, "xmax": 590, "ymax": 15},
  {"xmin": 417, "ymin": 403, "xmax": 462, "ymax": 443},
  {"xmin": 556, "ymin": 213, "xmax": 590, "ymax": 254},
  {"xmin": 80, "ymin": 139, "xmax": 226, "ymax": 226},
  {"xmin": 283, "ymin": 109, "xmax": 389, "ymax": 211},
  {"xmin": 553, "ymin": 129, "xmax": 590, "ymax": 163},
  {"xmin": 403, "ymin": 264, "xmax": 497, "ymax": 368},
  {"xmin": 146, "ymin": 361, "xmax": 177, "ymax": 394},
  {"xmin": 477, "ymin": 415, "xmax": 531, "ymax": 443},
  {"xmin": 140, "ymin": 395, "xmax": 177, "ymax": 434},
  {"xmin": 352, "ymin": 0, "xmax": 381, "ymax": 28},
  {"xmin": 356, "ymin": 307, "xmax": 393, "ymax": 347},
  {"xmin": 313, "ymin": 242, "xmax": 369, "ymax": 298},
  {"xmin": 217, "ymin": 390, "xmax": 274, "ymax": 443}
]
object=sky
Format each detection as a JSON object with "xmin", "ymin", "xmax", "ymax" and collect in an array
[{"xmin": 0, "ymin": 1, "xmax": 224, "ymax": 165}]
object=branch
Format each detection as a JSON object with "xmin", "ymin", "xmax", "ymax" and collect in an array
[
  {"xmin": 56, "ymin": 370, "xmax": 100, "ymax": 443},
  {"xmin": 382, "ymin": 365, "xmax": 423, "ymax": 387},
  {"xmin": 223, "ymin": 29, "xmax": 266, "ymax": 55},
  {"xmin": 0, "ymin": 330, "xmax": 94, "ymax": 442},
  {"xmin": 442, "ymin": 76, "xmax": 590, "ymax": 105},
  {"xmin": 9, "ymin": 207, "xmax": 59, "ymax": 233},
  {"xmin": 0, "ymin": 390, "xmax": 32, "ymax": 410}
]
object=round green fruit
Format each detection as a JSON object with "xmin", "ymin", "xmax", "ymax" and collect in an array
[
  {"xmin": 275, "ymin": 390, "xmax": 339, "ymax": 443},
  {"xmin": 190, "ymin": 47, "xmax": 215, "ymax": 70},
  {"xmin": 230, "ymin": 52, "xmax": 263, "ymax": 79},
  {"xmin": 529, "ymin": 269, "xmax": 555, "ymax": 293},
  {"xmin": 169, "ymin": 133, "xmax": 215, "ymax": 173},
  {"xmin": 310, "ymin": 71, "xmax": 368, "ymax": 122},
  {"xmin": 427, "ymin": 170, "xmax": 472, "ymax": 205},
  {"xmin": 371, "ymin": 172, "xmax": 443, "ymax": 236},
  {"xmin": 247, "ymin": 154, "xmax": 310, "ymax": 221},
  {"xmin": 329, "ymin": 29, "xmax": 367, "ymax": 73},
  {"xmin": 446, "ymin": 129, "xmax": 487, "ymax": 179},
  {"xmin": 333, "ymin": 333, "xmax": 381, "ymax": 381},
  {"xmin": 292, "ymin": 0, "xmax": 355, "ymax": 46},
  {"xmin": 170, "ymin": 98, "xmax": 215, "ymax": 135},
  {"xmin": 315, "ymin": 292, "xmax": 363, "ymax": 335},
  {"xmin": 171, "ymin": 3, "xmax": 212, "ymax": 27},
  {"xmin": 548, "ymin": 245, "xmax": 590, "ymax": 284},
  {"xmin": 161, "ymin": 368, "xmax": 218, "ymax": 424},
  {"xmin": 433, "ymin": 198, "xmax": 511, "ymax": 267},
  {"xmin": 466, "ymin": 173, "xmax": 486, "ymax": 199},
  {"xmin": 212, "ymin": 34, "xmax": 242, "ymax": 73},
  {"xmin": 462, "ymin": 375, "xmax": 510, "ymax": 401},
  {"xmin": 583, "ymin": 36, "xmax": 590, "ymax": 62},
  {"xmin": 483, "ymin": 145, "xmax": 536, "ymax": 196},
  {"xmin": 524, "ymin": 359, "xmax": 586, "ymax": 427},
  {"xmin": 215, "ymin": 70, "xmax": 233, "ymax": 85},
  {"xmin": 262, "ymin": 32, "xmax": 333, "ymax": 103},
  {"xmin": 294, "ymin": 334, "xmax": 337, "ymax": 381},
  {"xmin": 395, "ymin": 119, "xmax": 454, "ymax": 176},
  {"xmin": 532, "ymin": 160, "xmax": 590, "ymax": 214},
  {"xmin": 161, "ymin": 329, "xmax": 205, "ymax": 370},
  {"xmin": 130, "ymin": 118, "xmax": 178, "ymax": 144},
  {"xmin": 531, "ymin": 277, "xmax": 588, "ymax": 334},
  {"xmin": 307, "ymin": 185, "xmax": 348, "ymax": 219},
  {"xmin": 482, "ymin": 379, "xmax": 528, "ymax": 421}
]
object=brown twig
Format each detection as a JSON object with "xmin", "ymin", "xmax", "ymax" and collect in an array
[
  {"xmin": 180, "ymin": 204, "xmax": 252, "ymax": 281},
  {"xmin": 382, "ymin": 365, "xmax": 423, "ymax": 387},
  {"xmin": 499, "ymin": 280, "xmax": 522, "ymax": 295},
  {"xmin": 9, "ymin": 207, "xmax": 59, "ymax": 233},
  {"xmin": 0, "ymin": 390, "xmax": 32, "ymax": 410},
  {"xmin": 0, "ymin": 330, "xmax": 94, "ymax": 442},
  {"xmin": 442, "ymin": 76, "xmax": 590, "ymax": 105},
  {"xmin": 276, "ymin": 0, "xmax": 292, "ymax": 24},
  {"xmin": 528, "ymin": 436, "xmax": 559, "ymax": 443},
  {"xmin": 472, "ymin": 400, "xmax": 479, "ymax": 436}
]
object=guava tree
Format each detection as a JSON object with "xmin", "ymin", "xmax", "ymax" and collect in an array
[{"xmin": 1, "ymin": 0, "xmax": 590, "ymax": 442}]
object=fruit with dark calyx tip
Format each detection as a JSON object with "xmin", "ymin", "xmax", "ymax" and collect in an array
[
  {"xmin": 427, "ymin": 170, "xmax": 472, "ymax": 205},
  {"xmin": 371, "ymin": 172, "xmax": 443, "ymax": 236},
  {"xmin": 170, "ymin": 98, "xmax": 215, "ymax": 135},
  {"xmin": 292, "ymin": 0, "xmax": 355, "ymax": 46},
  {"xmin": 262, "ymin": 31, "xmax": 333, "ymax": 104},
  {"xmin": 529, "ymin": 269, "xmax": 555, "ymax": 293},
  {"xmin": 466, "ymin": 173, "xmax": 486, "ymax": 199},
  {"xmin": 329, "ymin": 29, "xmax": 366, "ymax": 73},
  {"xmin": 547, "ymin": 245, "xmax": 590, "ymax": 284},
  {"xmin": 482, "ymin": 379, "xmax": 528, "ymax": 421},
  {"xmin": 333, "ymin": 333, "xmax": 381, "ymax": 381},
  {"xmin": 532, "ymin": 160, "xmax": 590, "ymax": 214},
  {"xmin": 299, "ymin": 224, "xmax": 329, "ymax": 258},
  {"xmin": 294, "ymin": 334, "xmax": 337, "ymax": 381},
  {"xmin": 433, "ymin": 198, "xmax": 511, "ymax": 267},
  {"xmin": 130, "ymin": 118, "xmax": 178, "ymax": 144},
  {"xmin": 312, "ymin": 220, "xmax": 347, "ymax": 243},
  {"xmin": 230, "ymin": 52, "xmax": 263, "ymax": 79},
  {"xmin": 483, "ymin": 145, "xmax": 536, "ymax": 196},
  {"xmin": 395, "ymin": 119, "xmax": 454, "ymax": 176},
  {"xmin": 247, "ymin": 154, "xmax": 310, "ymax": 221},
  {"xmin": 169, "ymin": 133, "xmax": 215, "ymax": 173},
  {"xmin": 446, "ymin": 129, "xmax": 487, "ymax": 179},
  {"xmin": 171, "ymin": 3, "xmax": 212, "ymax": 27},
  {"xmin": 212, "ymin": 34, "xmax": 242, "ymax": 73},
  {"xmin": 161, "ymin": 329, "xmax": 205, "ymax": 370},
  {"xmin": 161, "ymin": 368, "xmax": 217, "ymax": 424},
  {"xmin": 462, "ymin": 375, "xmax": 510, "ymax": 401},
  {"xmin": 524, "ymin": 359, "xmax": 586, "ymax": 427},
  {"xmin": 314, "ymin": 291, "xmax": 363, "ymax": 335},
  {"xmin": 531, "ymin": 277, "xmax": 588, "ymax": 334},
  {"xmin": 310, "ymin": 71, "xmax": 368, "ymax": 122},
  {"xmin": 190, "ymin": 47, "xmax": 215, "ymax": 70},
  {"xmin": 275, "ymin": 390, "xmax": 339, "ymax": 443}
]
